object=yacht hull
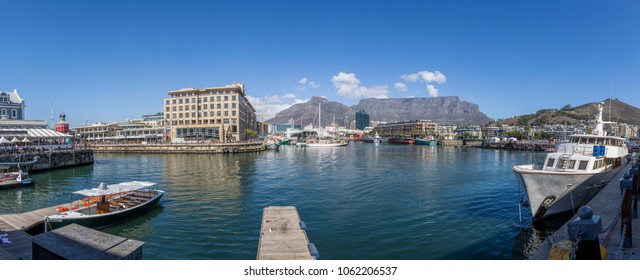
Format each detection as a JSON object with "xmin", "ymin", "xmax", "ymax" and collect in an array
[{"xmin": 512, "ymin": 165, "xmax": 623, "ymax": 220}]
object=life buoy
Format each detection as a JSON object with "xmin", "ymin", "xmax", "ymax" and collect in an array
[{"xmin": 56, "ymin": 206, "xmax": 68, "ymax": 212}]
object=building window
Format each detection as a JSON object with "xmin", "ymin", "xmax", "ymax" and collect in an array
[
  {"xmin": 224, "ymin": 104, "xmax": 228, "ymax": 109},
  {"xmin": 179, "ymin": 99, "xmax": 183, "ymax": 104},
  {"xmin": 232, "ymin": 110, "xmax": 236, "ymax": 116},
  {"xmin": 192, "ymin": 98, "xmax": 196, "ymax": 103},
  {"xmin": 217, "ymin": 111, "xmax": 221, "ymax": 116},
  {"xmin": 232, "ymin": 95, "xmax": 236, "ymax": 101},
  {"xmin": 191, "ymin": 112, "xmax": 196, "ymax": 118},
  {"xmin": 217, "ymin": 104, "xmax": 221, "ymax": 109},
  {"xmin": 172, "ymin": 99, "xmax": 176, "ymax": 104},
  {"xmin": 217, "ymin": 96, "xmax": 221, "ymax": 101},
  {"xmin": 1, "ymin": 109, "xmax": 6, "ymax": 117},
  {"xmin": 165, "ymin": 107, "xmax": 170, "ymax": 112},
  {"xmin": 224, "ymin": 96, "xmax": 228, "ymax": 101},
  {"xmin": 166, "ymin": 114, "xmax": 170, "ymax": 119},
  {"xmin": 232, "ymin": 103, "xmax": 236, "ymax": 109},
  {"xmin": 11, "ymin": 110, "xmax": 16, "ymax": 118},
  {"xmin": 165, "ymin": 100, "xmax": 170, "ymax": 105},
  {"xmin": 224, "ymin": 111, "xmax": 228, "ymax": 117},
  {"xmin": 191, "ymin": 105, "xmax": 195, "ymax": 110}
]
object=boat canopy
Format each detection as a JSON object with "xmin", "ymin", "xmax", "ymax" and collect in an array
[{"xmin": 73, "ymin": 181, "xmax": 157, "ymax": 196}]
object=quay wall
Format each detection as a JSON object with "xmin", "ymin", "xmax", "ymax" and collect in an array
[
  {"xmin": 1, "ymin": 149, "xmax": 94, "ymax": 172},
  {"xmin": 90, "ymin": 142, "xmax": 265, "ymax": 154}
]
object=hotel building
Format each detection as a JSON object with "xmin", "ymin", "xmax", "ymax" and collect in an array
[{"xmin": 164, "ymin": 83, "xmax": 257, "ymax": 142}]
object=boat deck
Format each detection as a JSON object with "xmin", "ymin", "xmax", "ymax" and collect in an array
[
  {"xmin": 532, "ymin": 162, "xmax": 640, "ymax": 259},
  {"xmin": 257, "ymin": 206, "xmax": 316, "ymax": 260}
]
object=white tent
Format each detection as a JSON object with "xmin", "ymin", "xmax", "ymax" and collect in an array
[
  {"xmin": 10, "ymin": 137, "xmax": 20, "ymax": 143},
  {"xmin": 21, "ymin": 137, "xmax": 31, "ymax": 143},
  {"xmin": 0, "ymin": 137, "xmax": 9, "ymax": 144}
]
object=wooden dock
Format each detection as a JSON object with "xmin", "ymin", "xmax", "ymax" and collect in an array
[
  {"xmin": 257, "ymin": 206, "xmax": 317, "ymax": 260},
  {"xmin": 0, "ymin": 201, "xmax": 78, "ymax": 259}
]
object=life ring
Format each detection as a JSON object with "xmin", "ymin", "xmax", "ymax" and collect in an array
[{"xmin": 56, "ymin": 206, "xmax": 68, "ymax": 212}]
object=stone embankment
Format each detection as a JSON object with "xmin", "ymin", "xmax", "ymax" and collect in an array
[
  {"xmin": 90, "ymin": 142, "xmax": 265, "ymax": 154},
  {"xmin": 0, "ymin": 149, "xmax": 94, "ymax": 172}
]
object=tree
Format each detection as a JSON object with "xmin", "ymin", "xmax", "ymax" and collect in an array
[{"xmin": 245, "ymin": 129, "xmax": 258, "ymax": 139}]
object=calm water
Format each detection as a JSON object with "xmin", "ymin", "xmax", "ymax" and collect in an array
[{"xmin": 0, "ymin": 143, "xmax": 561, "ymax": 260}]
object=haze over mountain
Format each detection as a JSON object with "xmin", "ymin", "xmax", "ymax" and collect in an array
[{"xmin": 266, "ymin": 96, "xmax": 493, "ymax": 127}]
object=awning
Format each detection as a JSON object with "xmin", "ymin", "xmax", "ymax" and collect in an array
[
  {"xmin": 27, "ymin": 129, "xmax": 70, "ymax": 138},
  {"xmin": 0, "ymin": 137, "xmax": 9, "ymax": 144},
  {"xmin": 73, "ymin": 181, "xmax": 157, "ymax": 196}
]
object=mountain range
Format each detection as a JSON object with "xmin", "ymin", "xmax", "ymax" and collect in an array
[
  {"xmin": 266, "ymin": 96, "xmax": 493, "ymax": 126},
  {"xmin": 491, "ymin": 99, "xmax": 640, "ymax": 127}
]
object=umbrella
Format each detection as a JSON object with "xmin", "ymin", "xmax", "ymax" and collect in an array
[{"xmin": 0, "ymin": 137, "xmax": 9, "ymax": 144}]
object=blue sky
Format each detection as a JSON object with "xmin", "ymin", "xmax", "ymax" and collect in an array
[{"xmin": 1, "ymin": 0, "xmax": 639, "ymax": 127}]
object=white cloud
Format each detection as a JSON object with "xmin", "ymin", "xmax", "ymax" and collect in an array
[
  {"xmin": 297, "ymin": 77, "xmax": 319, "ymax": 91},
  {"xmin": 400, "ymin": 73, "xmax": 419, "ymax": 82},
  {"xmin": 401, "ymin": 70, "xmax": 447, "ymax": 84},
  {"xmin": 427, "ymin": 84, "xmax": 439, "ymax": 97},
  {"xmin": 394, "ymin": 82, "xmax": 407, "ymax": 91},
  {"xmin": 331, "ymin": 72, "xmax": 389, "ymax": 99},
  {"xmin": 247, "ymin": 93, "xmax": 307, "ymax": 120}
]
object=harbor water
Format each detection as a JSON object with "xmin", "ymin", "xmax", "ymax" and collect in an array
[{"xmin": 0, "ymin": 143, "xmax": 563, "ymax": 259}]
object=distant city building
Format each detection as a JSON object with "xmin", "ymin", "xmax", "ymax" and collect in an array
[
  {"xmin": 73, "ymin": 113, "xmax": 165, "ymax": 142},
  {"xmin": 0, "ymin": 89, "xmax": 26, "ymax": 120},
  {"xmin": 164, "ymin": 83, "xmax": 257, "ymax": 142},
  {"xmin": 376, "ymin": 120, "xmax": 438, "ymax": 137},
  {"xmin": 74, "ymin": 122, "xmax": 119, "ymax": 141},
  {"xmin": 142, "ymin": 112, "xmax": 164, "ymax": 123},
  {"xmin": 355, "ymin": 110, "xmax": 369, "ymax": 130}
]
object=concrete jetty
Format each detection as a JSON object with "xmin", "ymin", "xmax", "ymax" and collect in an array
[
  {"xmin": 257, "ymin": 206, "xmax": 317, "ymax": 260},
  {"xmin": 532, "ymin": 163, "xmax": 640, "ymax": 259}
]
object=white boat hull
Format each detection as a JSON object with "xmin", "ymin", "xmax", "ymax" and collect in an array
[{"xmin": 513, "ymin": 164, "xmax": 624, "ymax": 220}]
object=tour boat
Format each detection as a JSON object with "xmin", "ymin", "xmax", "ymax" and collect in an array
[
  {"xmin": 512, "ymin": 103, "xmax": 628, "ymax": 220},
  {"xmin": 45, "ymin": 181, "xmax": 164, "ymax": 230}
]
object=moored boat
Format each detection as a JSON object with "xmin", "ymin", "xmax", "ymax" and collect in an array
[
  {"xmin": 388, "ymin": 135, "xmax": 415, "ymax": 145},
  {"xmin": 415, "ymin": 138, "xmax": 437, "ymax": 146},
  {"xmin": 45, "ymin": 181, "xmax": 164, "ymax": 230},
  {"xmin": 512, "ymin": 102, "xmax": 628, "ymax": 220}
]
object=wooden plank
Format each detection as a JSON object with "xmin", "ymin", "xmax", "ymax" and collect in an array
[{"xmin": 257, "ymin": 206, "xmax": 315, "ymax": 260}]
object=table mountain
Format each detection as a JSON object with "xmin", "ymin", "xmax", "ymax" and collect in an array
[{"xmin": 266, "ymin": 96, "xmax": 493, "ymax": 126}]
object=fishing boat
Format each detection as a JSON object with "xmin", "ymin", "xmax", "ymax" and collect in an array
[
  {"xmin": 512, "ymin": 102, "xmax": 628, "ymax": 220},
  {"xmin": 388, "ymin": 135, "xmax": 415, "ymax": 145},
  {"xmin": 0, "ymin": 156, "xmax": 38, "ymax": 190},
  {"xmin": 415, "ymin": 138, "xmax": 437, "ymax": 146},
  {"xmin": 45, "ymin": 181, "xmax": 164, "ymax": 230}
]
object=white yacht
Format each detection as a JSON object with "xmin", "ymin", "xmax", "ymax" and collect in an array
[{"xmin": 512, "ymin": 102, "xmax": 628, "ymax": 220}]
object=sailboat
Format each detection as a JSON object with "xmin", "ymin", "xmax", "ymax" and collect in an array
[{"xmin": 306, "ymin": 103, "xmax": 347, "ymax": 148}]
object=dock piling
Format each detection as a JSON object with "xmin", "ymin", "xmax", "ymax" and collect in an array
[{"xmin": 567, "ymin": 206, "xmax": 603, "ymax": 260}]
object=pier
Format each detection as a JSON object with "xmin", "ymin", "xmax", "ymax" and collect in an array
[
  {"xmin": 0, "ymin": 201, "xmax": 79, "ymax": 259},
  {"xmin": 90, "ymin": 142, "xmax": 265, "ymax": 154},
  {"xmin": 0, "ymin": 149, "xmax": 94, "ymax": 172},
  {"xmin": 532, "ymin": 161, "xmax": 640, "ymax": 260},
  {"xmin": 257, "ymin": 206, "xmax": 318, "ymax": 260}
]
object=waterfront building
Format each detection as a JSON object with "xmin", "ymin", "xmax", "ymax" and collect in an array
[
  {"xmin": 164, "ymin": 83, "xmax": 257, "ymax": 142},
  {"xmin": 73, "ymin": 122, "xmax": 119, "ymax": 141},
  {"xmin": 0, "ymin": 89, "xmax": 25, "ymax": 120},
  {"xmin": 55, "ymin": 113, "xmax": 70, "ymax": 133},
  {"xmin": 454, "ymin": 126, "xmax": 483, "ymax": 139},
  {"xmin": 375, "ymin": 120, "xmax": 438, "ymax": 137},
  {"xmin": 355, "ymin": 110, "xmax": 369, "ymax": 130}
]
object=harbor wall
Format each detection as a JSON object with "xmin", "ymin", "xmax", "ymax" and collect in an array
[
  {"xmin": 89, "ymin": 142, "xmax": 265, "ymax": 154},
  {"xmin": 0, "ymin": 149, "xmax": 94, "ymax": 172}
]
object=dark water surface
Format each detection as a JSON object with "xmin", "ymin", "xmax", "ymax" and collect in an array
[{"xmin": 0, "ymin": 143, "xmax": 558, "ymax": 259}]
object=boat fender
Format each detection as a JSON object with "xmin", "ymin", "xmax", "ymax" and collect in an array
[
  {"xmin": 299, "ymin": 221, "xmax": 308, "ymax": 231},
  {"xmin": 307, "ymin": 243, "xmax": 320, "ymax": 259}
]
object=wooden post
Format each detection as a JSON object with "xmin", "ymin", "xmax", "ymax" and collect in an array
[{"xmin": 632, "ymin": 164, "xmax": 639, "ymax": 218}]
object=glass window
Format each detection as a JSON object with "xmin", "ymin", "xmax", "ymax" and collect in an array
[
  {"xmin": 165, "ymin": 107, "xmax": 170, "ymax": 112},
  {"xmin": 192, "ymin": 105, "xmax": 196, "ymax": 110},
  {"xmin": 224, "ymin": 96, "xmax": 228, "ymax": 101},
  {"xmin": 185, "ymin": 98, "xmax": 189, "ymax": 103},
  {"xmin": 567, "ymin": 160, "xmax": 576, "ymax": 169},
  {"xmin": 165, "ymin": 100, "xmax": 170, "ymax": 105},
  {"xmin": 217, "ymin": 104, "xmax": 221, "ymax": 109},
  {"xmin": 232, "ymin": 95, "xmax": 236, "ymax": 101},
  {"xmin": 217, "ymin": 96, "xmax": 221, "ymax": 101},
  {"xmin": 546, "ymin": 158, "xmax": 555, "ymax": 167},
  {"xmin": 172, "ymin": 99, "xmax": 176, "ymax": 104},
  {"xmin": 217, "ymin": 111, "xmax": 221, "ymax": 116},
  {"xmin": 179, "ymin": 99, "xmax": 183, "ymax": 104},
  {"xmin": 232, "ymin": 103, "xmax": 236, "ymax": 109},
  {"xmin": 192, "ymin": 98, "xmax": 196, "ymax": 103},
  {"xmin": 224, "ymin": 103, "xmax": 228, "ymax": 109},
  {"xmin": 232, "ymin": 110, "xmax": 236, "ymax": 116},
  {"xmin": 578, "ymin": 161, "xmax": 589, "ymax": 170},
  {"xmin": 224, "ymin": 111, "xmax": 228, "ymax": 116}
]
